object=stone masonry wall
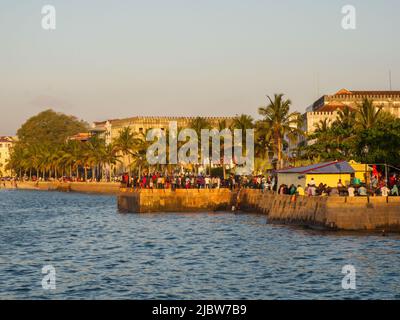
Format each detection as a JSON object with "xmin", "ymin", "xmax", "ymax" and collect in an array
[
  {"xmin": 3, "ymin": 181, "xmax": 121, "ymax": 194},
  {"xmin": 118, "ymin": 189, "xmax": 234, "ymax": 213},
  {"xmin": 238, "ymin": 189, "xmax": 400, "ymax": 231}
]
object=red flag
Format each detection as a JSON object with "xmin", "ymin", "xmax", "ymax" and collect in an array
[{"xmin": 372, "ymin": 165, "xmax": 379, "ymax": 178}]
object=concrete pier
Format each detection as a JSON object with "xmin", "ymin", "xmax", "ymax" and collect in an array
[
  {"xmin": 1, "ymin": 181, "xmax": 121, "ymax": 194},
  {"xmin": 5, "ymin": 183, "xmax": 400, "ymax": 231},
  {"xmin": 238, "ymin": 189, "xmax": 400, "ymax": 232},
  {"xmin": 118, "ymin": 188, "xmax": 235, "ymax": 213},
  {"xmin": 118, "ymin": 188, "xmax": 400, "ymax": 232}
]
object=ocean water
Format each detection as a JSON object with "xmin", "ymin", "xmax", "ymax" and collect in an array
[{"xmin": 0, "ymin": 189, "xmax": 399, "ymax": 300}]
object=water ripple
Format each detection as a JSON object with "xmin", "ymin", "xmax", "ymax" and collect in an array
[{"xmin": 0, "ymin": 189, "xmax": 399, "ymax": 299}]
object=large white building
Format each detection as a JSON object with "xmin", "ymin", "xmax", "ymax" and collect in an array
[
  {"xmin": 91, "ymin": 116, "xmax": 233, "ymax": 145},
  {"xmin": 0, "ymin": 136, "xmax": 15, "ymax": 177},
  {"xmin": 304, "ymin": 89, "xmax": 400, "ymax": 133},
  {"xmin": 91, "ymin": 116, "xmax": 234, "ymax": 174}
]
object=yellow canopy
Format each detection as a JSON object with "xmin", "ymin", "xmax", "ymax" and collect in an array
[{"xmin": 348, "ymin": 160, "xmax": 372, "ymax": 172}]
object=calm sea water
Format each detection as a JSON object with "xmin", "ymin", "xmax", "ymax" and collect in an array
[{"xmin": 0, "ymin": 189, "xmax": 399, "ymax": 300}]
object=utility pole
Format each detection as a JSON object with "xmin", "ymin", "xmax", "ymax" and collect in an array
[{"xmin": 385, "ymin": 164, "xmax": 388, "ymax": 185}]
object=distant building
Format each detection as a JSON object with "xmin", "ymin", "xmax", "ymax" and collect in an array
[
  {"xmin": 0, "ymin": 136, "xmax": 16, "ymax": 177},
  {"xmin": 91, "ymin": 116, "xmax": 234, "ymax": 144},
  {"xmin": 91, "ymin": 116, "xmax": 235, "ymax": 174},
  {"xmin": 67, "ymin": 132, "xmax": 92, "ymax": 142},
  {"xmin": 304, "ymin": 89, "xmax": 400, "ymax": 133}
]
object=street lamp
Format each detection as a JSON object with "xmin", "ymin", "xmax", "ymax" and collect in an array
[
  {"xmin": 363, "ymin": 145, "xmax": 369, "ymax": 187},
  {"xmin": 292, "ymin": 151, "xmax": 297, "ymax": 167}
]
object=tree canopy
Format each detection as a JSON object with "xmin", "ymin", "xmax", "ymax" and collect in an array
[
  {"xmin": 300, "ymin": 99, "xmax": 400, "ymax": 166},
  {"xmin": 17, "ymin": 109, "xmax": 88, "ymax": 145}
]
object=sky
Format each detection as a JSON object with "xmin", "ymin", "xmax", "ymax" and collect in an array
[{"xmin": 0, "ymin": 0, "xmax": 399, "ymax": 135}]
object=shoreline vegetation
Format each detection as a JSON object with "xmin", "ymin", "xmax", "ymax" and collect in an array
[{"xmin": 5, "ymin": 95, "xmax": 400, "ymax": 184}]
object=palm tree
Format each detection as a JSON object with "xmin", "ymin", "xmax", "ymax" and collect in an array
[
  {"xmin": 102, "ymin": 143, "xmax": 120, "ymax": 181},
  {"xmin": 190, "ymin": 117, "xmax": 211, "ymax": 137},
  {"xmin": 217, "ymin": 119, "xmax": 232, "ymax": 179},
  {"xmin": 37, "ymin": 146, "xmax": 52, "ymax": 180},
  {"xmin": 231, "ymin": 114, "xmax": 254, "ymax": 173},
  {"xmin": 314, "ymin": 118, "xmax": 331, "ymax": 134},
  {"xmin": 335, "ymin": 106, "xmax": 356, "ymax": 130},
  {"xmin": 59, "ymin": 141, "xmax": 78, "ymax": 178},
  {"xmin": 232, "ymin": 114, "xmax": 254, "ymax": 131},
  {"xmin": 355, "ymin": 98, "xmax": 383, "ymax": 130},
  {"xmin": 115, "ymin": 127, "xmax": 140, "ymax": 174},
  {"xmin": 189, "ymin": 117, "xmax": 211, "ymax": 173},
  {"xmin": 258, "ymin": 94, "xmax": 303, "ymax": 169},
  {"xmin": 254, "ymin": 120, "xmax": 274, "ymax": 161},
  {"xmin": 130, "ymin": 131, "xmax": 151, "ymax": 179},
  {"xmin": 86, "ymin": 136, "xmax": 106, "ymax": 181},
  {"xmin": 6, "ymin": 144, "xmax": 27, "ymax": 179}
]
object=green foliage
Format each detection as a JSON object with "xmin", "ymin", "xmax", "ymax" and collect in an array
[
  {"xmin": 354, "ymin": 119, "xmax": 400, "ymax": 164},
  {"xmin": 232, "ymin": 114, "xmax": 254, "ymax": 130},
  {"xmin": 10, "ymin": 96, "xmax": 397, "ymax": 178},
  {"xmin": 7, "ymin": 110, "xmax": 123, "ymax": 180},
  {"xmin": 189, "ymin": 117, "xmax": 212, "ymax": 137},
  {"xmin": 17, "ymin": 109, "xmax": 88, "ymax": 145},
  {"xmin": 258, "ymin": 94, "xmax": 304, "ymax": 168},
  {"xmin": 300, "ymin": 99, "xmax": 400, "ymax": 166}
]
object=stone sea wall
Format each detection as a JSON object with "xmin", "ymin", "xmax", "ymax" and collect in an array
[
  {"xmin": 5, "ymin": 182, "xmax": 400, "ymax": 231},
  {"xmin": 2, "ymin": 181, "xmax": 121, "ymax": 194},
  {"xmin": 118, "ymin": 188, "xmax": 235, "ymax": 213},
  {"xmin": 238, "ymin": 189, "xmax": 400, "ymax": 232}
]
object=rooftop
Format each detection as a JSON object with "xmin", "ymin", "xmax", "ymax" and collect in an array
[
  {"xmin": 276, "ymin": 161, "xmax": 355, "ymax": 174},
  {"xmin": 93, "ymin": 116, "xmax": 235, "ymax": 126},
  {"xmin": 316, "ymin": 102, "xmax": 353, "ymax": 112},
  {"xmin": 310, "ymin": 88, "xmax": 400, "ymax": 111},
  {"xmin": 0, "ymin": 136, "xmax": 15, "ymax": 143},
  {"xmin": 333, "ymin": 89, "xmax": 400, "ymax": 96},
  {"xmin": 67, "ymin": 133, "xmax": 91, "ymax": 142}
]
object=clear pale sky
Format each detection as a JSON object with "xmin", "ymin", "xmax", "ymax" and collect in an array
[{"xmin": 0, "ymin": 0, "xmax": 399, "ymax": 135}]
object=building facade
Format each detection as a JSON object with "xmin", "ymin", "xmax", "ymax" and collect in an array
[
  {"xmin": 304, "ymin": 89, "xmax": 400, "ymax": 133},
  {"xmin": 0, "ymin": 136, "xmax": 15, "ymax": 177},
  {"xmin": 91, "ymin": 116, "xmax": 235, "ymax": 174},
  {"xmin": 91, "ymin": 116, "xmax": 234, "ymax": 144}
]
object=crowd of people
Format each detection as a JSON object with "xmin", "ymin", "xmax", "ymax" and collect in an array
[
  {"xmin": 120, "ymin": 172, "xmax": 279, "ymax": 191},
  {"xmin": 119, "ymin": 170, "xmax": 400, "ymax": 198},
  {"xmin": 4, "ymin": 168, "xmax": 400, "ymax": 198},
  {"xmin": 276, "ymin": 173, "xmax": 400, "ymax": 197}
]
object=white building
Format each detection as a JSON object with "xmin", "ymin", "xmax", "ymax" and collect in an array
[
  {"xmin": 303, "ymin": 89, "xmax": 400, "ymax": 134},
  {"xmin": 0, "ymin": 136, "xmax": 15, "ymax": 177}
]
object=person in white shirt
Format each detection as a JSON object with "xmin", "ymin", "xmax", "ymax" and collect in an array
[
  {"xmin": 381, "ymin": 185, "xmax": 390, "ymax": 197},
  {"xmin": 205, "ymin": 176, "xmax": 210, "ymax": 189},
  {"xmin": 348, "ymin": 185, "xmax": 355, "ymax": 197}
]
